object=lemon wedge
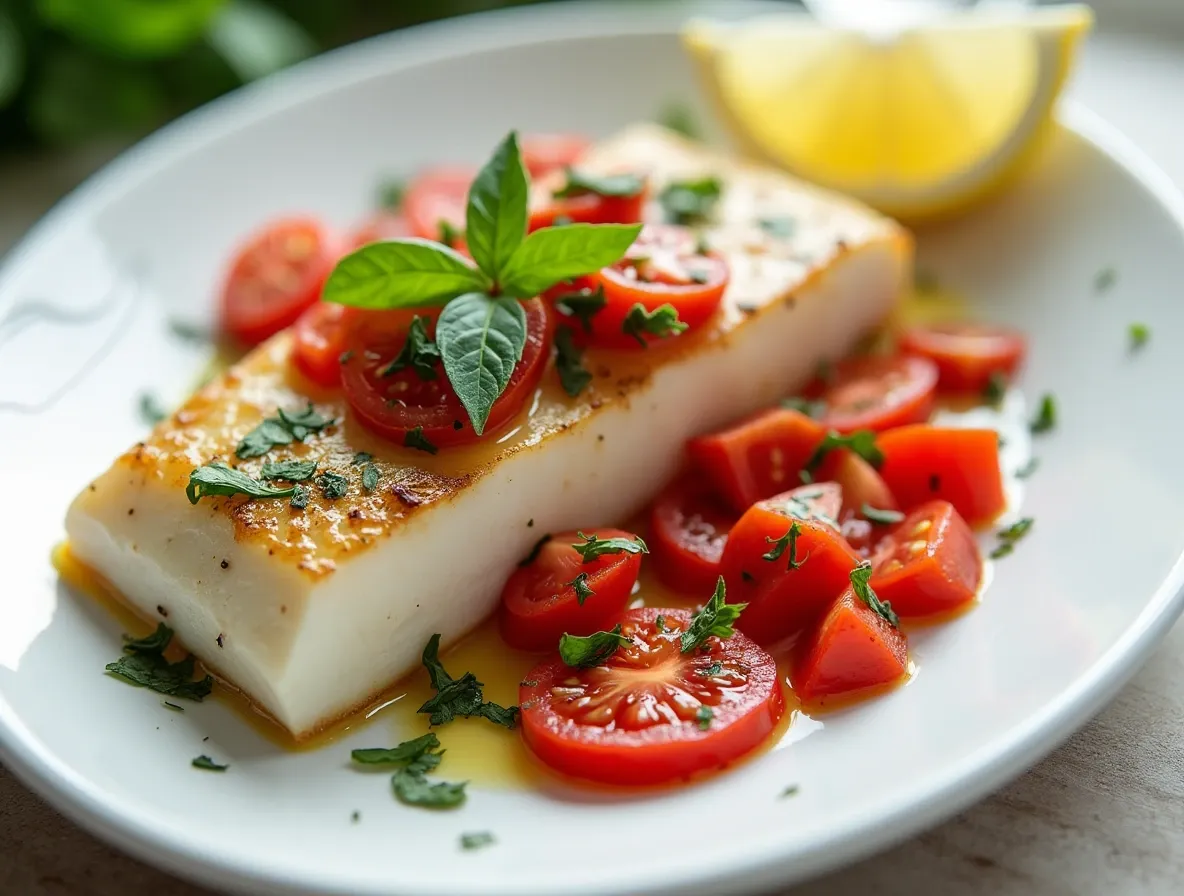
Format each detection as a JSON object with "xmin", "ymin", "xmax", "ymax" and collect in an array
[{"xmin": 683, "ymin": 5, "xmax": 1092, "ymax": 221}]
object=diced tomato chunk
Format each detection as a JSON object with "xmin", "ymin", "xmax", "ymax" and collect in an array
[
  {"xmin": 815, "ymin": 450, "xmax": 898, "ymax": 555},
  {"xmin": 649, "ymin": 476, "xmax": 738, "ymax": 595}
]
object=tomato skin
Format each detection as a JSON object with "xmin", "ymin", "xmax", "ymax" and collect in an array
[
  {"xmin": 521, "ymin": 133, "xmax": 591, "ymax": 176},
  {"xmin": 870, "ymin": 501, "xmax": 981, "ymax": 617},
  {"xmin": 519, "ymin": 607, "xmax": 785, "ymax": 786},
  {"xmin": 649, "ymin": 476, "xmax": 739, "ymax": 595},
  {"xmin": 219, "ymin": 218, "xmax": 339, "ymax": 347},
  {"xmin": 720, "ymin": 483, "xmax": 861, "ymax": 646},
  {"xmin": 688, "ymin": 409, "xmax": 825, "ymax": 513},
  {"xmin": 291, "ymin": 302, "xmax": 358, "ymax": 388},
  {"xmin": 402, "ymin": 166, "xmax": 475, "ymax": 243},
  {"xmin": 499, "ymin": 529, "xmax": 643, "ymax": 651},
  {"xmin": 899, "ymin": 323, "xmax": 1026, "ymax": 393},
  {"xmin": 817, "ymin": 354, "xmax": 939, "ymax": 433},
  {"xmin": 528, "ymin": 176, "xmax": 647, "ymax": 231},
  {"xmin": 341, "ymin": 299, "xmax": 550, "ymax": 448},
  {"xmin": 793, "ymin": 586, "xmax": 909, "ymax": 703},
  {"xmin": 877, "ymin": 425, "xmax": 1006, "ymax": 527},
  {"xmin": 816, "ymin": 451, "xmax": 899, "ymax": 556}
]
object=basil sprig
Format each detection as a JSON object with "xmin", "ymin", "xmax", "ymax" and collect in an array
[{"xmin": 323, "ymin": 132, "xmax": 641, "ymax": 434}]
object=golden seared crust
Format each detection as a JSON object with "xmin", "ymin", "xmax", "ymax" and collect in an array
[{"xmin": 83, "ymin": 124, "xmax": 908, "ymax": 582}]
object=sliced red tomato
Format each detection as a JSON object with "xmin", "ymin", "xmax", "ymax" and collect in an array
[
  {"xmin": 402, "ymin": 166, "xmax": 475, "ymax": 244},
  {"xmin": 519, "ymin": 607, "xmax": 785, "ymax": 786},
  {"xmin": 720, "ymin": 483, "xmax": 860, "ymax": 645},
  {"xmin": 815, "ymin": 354, "xmax": 938, "ymax": 433},
  {"xmin": 815, "ymin": 451, "xmax": 899, "ymax": 555},
  {"xmin": 649, "ymin": 476, "xmax": 739, "ymax": 595},
  {"xmin": 521, "ymin": 133, "xmax": 591, "ymax": 176},
  {"xmin": 348, "ymin": 211, "xmax": 412, "ymax": 249},
  {"xmin": 793, "ymin": 585, "xmax": 909, "ymax": 704},
  {"xmin": 877, "ymin": 425, "xmax": 1006, "ymax": 526},
  {"xmin": 899, "ymin": 323, "xmax": 1026, "ymax": 393},
  {"xmin": 499, "ymin": 528, "xmax": 643, "ymax": 651},
  {"xmin": 870, "ymin": 501, "xmax": 982, "ymax": 617},
  {"xmin": 292, "ymin": 302, "xmax": 358, "ymax": 388},
  {"xmin": 578, "ymin": 224, "xmax": 726, "ymax": 349},
  {"xmin": 219, "ymin": 218, "xmax": 338, "ymax": 347},
  {"xmin": 688, "ymin": 408, "xmax": 825, "ymax": 513},
  {"xmin": 528, "ymin": 168, "xmax": 647, "ymax": 231},
  {"xmin": 341, "ymin": 299, "xmax": 550, "ymax": 447}
]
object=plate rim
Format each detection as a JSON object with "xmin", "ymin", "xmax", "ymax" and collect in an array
[{"xmin": 3, "ymin": 4, "xmax": 1184, "ymax": 895}]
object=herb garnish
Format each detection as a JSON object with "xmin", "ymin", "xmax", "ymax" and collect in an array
[
  {"xmin": 801, "ymin": 429, "xmax": 883, "ymax": 481},
  {"xmin": 990, "ymin": 517, "xmax": 1034, "ymax": 559},
  {"xmin": 781, "ymin": 784, "xmax": 800, "ymax": 798},
  {"xmin": 680, "ymin": 577, "xmax": 745, "ymax": 653},
  {"xmin": 361, "ymin": 464, "xmax": 379, "ymax": 492},
  {"xmin": 1029, "ymin": 394, "xmax": 1057, "ymax": 434},
  {"xmin": 187, "ymin": 463, "xmax": 296, "ymax": 504},
  {"xmin": 403, "ymin": 426, "xmax": 439, "ymax": 455},
  {"xmin": 696, "ymin": 705, "xmax": 713, "ymax": 731},
  {"xmin": 572, "ymin": 531, "xmax": 648, "ymax": 563},
  {"xmin": 1128, "ymin": 322, "xmax": 1150, "ymax": 351},
  {"xmin": 863, "ymin": 504, "xmax": 905, "ymax": 525},
  {"xmin": 379, "ymin": 315, "xmax": 441, "ymax": 380},
  {"xmin": 559, "ymin": 625, "xmax": 632, "ymax": 669},
  {"xmin": 568, "ymin": 572, "xmax": 595, "ymax": 605},
  {"xmin": 518, "ymin": 533, "xmax": 552, "ymax": 567},
  {"xmin": 658, "ymin": 100, "xmax": 700, "ymax": 138},
  {"xmin": 378, "ymin": 179, "xmax": 405, "ymax": 210},
  {"xmin": 290, "ymin": 485, "xmax": 310, "ymax": 509},
  {"xmin": 351, "ymin": 733, "xmax": 466, "ymax": 809},
  {"xmin": 106, "ymin": 624, "xmax": 213, "ymax": 701},
  {"xmin": 351, "ymin": 733, "xmax": 441, "ymax": 765},
  {"xmin": 236, "ymin": 403, "xmax": 333, "ymax": 459},
  {"xmin": 418, "ymin": 634, "xmax": 518, "ymax": 729},
  {"xmin": 460, "ymin": 831, "xmax": 496, "ymax": 851},
  {"xmin": 849, "ymin": 562, "xmax": 898, "ymax": 627},
  {"xmin": 554, "ymin": 284, "xmax": 607, "ymax": 333},
  {"xmin": 658, "ymin": 176, "xmax": 722, "ymax": 225},
  {"xmin": 762, "ymin": 522, "xmax": 807, "ymax": 570},
  {"xmin": 352, "ymin": 452, "xmax": 373, "ymax": 465},
  {"xmin": 758, "ymin": 217, "xmax": 796, "ymax": 239},
  {"xmin": 438, "ymin": 219, "xmax": 462, "ymax": 249},
  {"xmin": 192, "ymin": 755, "xmax": 228, "ymax": 772},
  {"xmin": 316, "ymin": 471, "xmax": 349, "ymax": 500},
  {"xmin": 621, "ymin": 302, "xmax": 688, "ymax": 347},
  {"xmin": 1094, "ymin": 267, "xmax": 1117, "ymax": 293},
  {"xmin": 982, "ymin": 371, "xmax": 1007, "ymax": 407},
  {"xmin": 554, "ymin": 169, "xmax": 644, "ymax": 199},
  {"xmin": 698, "ymin": 661, "xmax": 723, "ymax": 677},
  {"xmin": 260, "ymin": 458, "xmax": 318, "ymax": 482},
  {"xmin": 555, "ymin": 326, "xmax": 593, "ymax": 397},
  {"xmin": 322, "ymin": 132, "xmax": 641, "ymax": 434},
  {"xmin": 138, "ymin": 392, "xmax": 168, "ymax": 425}
]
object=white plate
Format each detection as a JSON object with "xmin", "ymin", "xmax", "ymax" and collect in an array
[{"xmin": 3, "ymin": 3, "xmax": 1184, "ymax": 895}]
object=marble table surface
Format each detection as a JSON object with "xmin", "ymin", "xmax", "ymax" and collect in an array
[{"xmin": 2, "ymin": 23, "xmax": 1183, "ymax": 896}]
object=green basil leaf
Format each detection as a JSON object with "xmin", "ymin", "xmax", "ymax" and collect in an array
[
  {"xmin": 554, "ymin": 168, "xmax": 644, "ymax": 199},
  {"xmin": 465, "ymin": 131, "xmax": 529, "ymax": 281},
  {"xmin": 554, "ymin": 327, "xmax": 592, "ymax": 398},
  {"xmin": 186, "ymin": 463, "xmax": 296, "ymax": 504},
  {"xmin": 236, "ymin": 403, "xmax": 332, "ymax": 458},
  {"xmin": 437, "ymin": 293, "xmax": 527, "ymax": 435},
  {"xmin": 351, "ymin": 733, "xmax": 440, "ymax": 766},
  {"xmin": 498, "ymin": 223, "xmax": 642, "ymax": 298},
  {"xmin": 621, "ymin": 303, "xmax": 688, "ymax": 347},
  {"xmin": 417, "ymin": 634, "xmax": 518, "ymax": 729},
  {"xmin": 260, "ymin": 459, "xmax": 317, "ymax": 482},
  {"xmin": 322, "ymin": 238, "xmax": 489, "ymax": 310},
  {"xmin": 392, "ymin": 767, "xmax": 466, "ymax": 808},
  {"xmin": 316, "ymin": 471, "xmax": 349, "ymax": 500},
  {"xmin": 559, "ymin": 625, "xmax": 632, "ymax": 669},
  {"xmin": 378, "ymin": 315, "xmax": 439, "ymax": 380}
]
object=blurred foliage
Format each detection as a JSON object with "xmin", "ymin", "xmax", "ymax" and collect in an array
[{"xmin": 0, "ymin": 0, "xmax": 552, "ymax": 149}]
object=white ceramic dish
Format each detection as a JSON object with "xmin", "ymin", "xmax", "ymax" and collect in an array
[{"xmin": 3, "ymin": 3, "xmax": 1184, "ymax": 895}]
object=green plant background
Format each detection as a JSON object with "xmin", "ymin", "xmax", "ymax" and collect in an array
[{"xmin": 0, "ymin": 0, "xmax": 555, "ymax": 149}]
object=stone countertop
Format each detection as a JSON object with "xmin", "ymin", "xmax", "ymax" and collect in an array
[{"xmin": 2, "ymin": 25, "xmax": 1184, "ymax": 896}]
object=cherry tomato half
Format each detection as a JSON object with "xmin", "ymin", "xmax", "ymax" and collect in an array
[
  {"xmin": 816, "ymin": 354, "xmax": 938, "ymax": 433},
  {"xmin": 583, "ymin": 224, "xmax": 727, "ymax": 349},
  {"xmin": 899, "ymin": 323, "xmax": 1027, "ymax": 394},
  {"xmin": 877, "ymin": 425, "xmax": 1006, "ymax": 527},
  {"xmin": 528, "ymin": 168, "xmax": 647, "ymax": 231},
  {"xmin": 499, "ymin": 528, "xmax": 644, "ymax": 651},
  {"xmin": 292, "ymin": 302, "xmax": 358, "ymax": 388},
  {"xmin": 341, "ymin": 299, "xmax": 550, "ymax": 448},
  {"xmin": 403, "ymin": 166, "xmax": 475, "ymax": 244},
  {"xmin": 720, "ymin": 483, "xmax": 860, "ymax": 646},
  {"xmin": 870, "ymin": 501, "xmax": 982, "ymax": 617},
  {"xmin": 688, "ymin": 408, "xmax": 825, "ymax": 513},
  {"xmin": 521, "ymin": 133, "xmax": 592, "ymax": 177},
  {"xmin": 649, "ymin": 476, "xmax": 739, "ymax": 595},
  {"xmin": 219, "ymin": 218, "xmax": 339, "ymax": 347},
  {"xmin": 519, "ymin": 607, "xmax": 785, "ymax": 786}
]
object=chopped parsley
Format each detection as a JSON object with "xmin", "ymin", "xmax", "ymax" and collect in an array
[
  {"xmin": 801, "ymin": 429, "xmax": 883, "ymax": 482},
  {"xmin": 781, "ymin": 784, "xmax": 800, "ymax": 798},
  {"xmin": 260, "ymin": 459, "xmax": 318, "ymax": 482},
  {"xmin": 192, "ymin": 755, "xmax": 228, "ymax": 772},
  {"xmin": 236, "ymin": 403, "xmax": 333, "ymax": 459},
  {"xmin": 404, "ymin": 426, "xmax": 439, "ymax": 455},
  {"xmin": 362, "ymin": 464, "xmax": 380, "ymax": 492},
  {"xmin": 554, "ymin": 284, "xmax": 607, "ymax": 333},
  {"xmin": 863, "ymin": 504, "xmax": 905, "ymax": 525},
  {"xmin": 658, "ymin": 176, "xmax": 722, "ymax": 226},
  {"xmin": 351, "ymin": 733, "xmax": 466, "ymax": 809},
  {"xmin": 186, "ymin": 463, "xmax": 296, "ymax": 504},
  {"xmin": 138, "ymin": 392, "xmax": 168, "ymax": 425},
  {"xmin": 781, "ymin": 396, "xmax": 826, "ymax": 419},
  {"xmin": 460, "ymin": 831, "xmax": 496, "ymax": 851},
  {"xmin": 654, "ymin": 615, "xmax": 667, "ymax": 632},
  {"xmin": 762, "ymin": 522, "xmax": 807, "ymax": 570},
  {"xmin": 518, "ymin": 533, "xmax": 553, "ymax": 567},
  {"xmin": 554, "ymin": 168, "xmax": 644, "ymax": 199},
  {"xmin": 417, "ymin": 634, "xmax": 518, "ymax": 729},
  {"xmin": 990, "ymin": 517, "xmax": 1034, "ymax": 559},
  {"xmin": 698, "ymin": 661, "xmax": 723, "ymax": 677},
  {"xmin": 568, "ymin": 572, "xmax": 595, "ymax": 605},
  {"xmin": 982, "ymin": 371, "xmax": 1007, "ymax": 408},
  {"xmin": 849, "ymin": 562, "xmax": 898, "ymax": 627},
  {"xmin": 316, "ymin": 471, "xmax": 349, "ymax": 500},
  {"xmin": 105, "ymin": 624, "xmax": 214, "ymax": 701},
  {"xmin": 757, "ymin": 217, "xmax": 796, "ymax": 239},
  {"xmin": 379, "ymin": 315, "xmax": 440, "ymax": 380},
  {"xmin": 1029, "ymin": 394, "xmax": 1057, "ymax": 434},
  {"xmin": 290, "ymin": 485, "xmax": 310, "ymax": 509},
  {"xmin": 555, "ymin": 326, "xmax": 593, "ymax": 398},
  {"xmin": 621, "ymin": 302, "xmax": 688, "ymax": 347},
  {"xmin": 1128, "ymin": 322, "xmax": 1150, "ymax": 351},
  {"xmin": 559, "ymin": 625, "xmax": 631, "ymax": 669},
  {"xmin": 571, "ymin": 531, "xmax": 648, "ymax": 563},
  {"xmin": 680, "ymin": 577, "xmax": 745, "ymax": 653},
  {"xmin": 696, "ymin": 705, "xmax": 713, "ymax": 731}
]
